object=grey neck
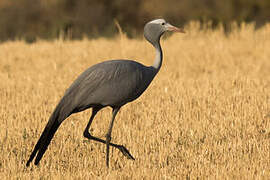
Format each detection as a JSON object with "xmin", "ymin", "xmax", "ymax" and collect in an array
[{"xmin": 151, "ymin": 42, "xmax": 163, "ymax": 72}]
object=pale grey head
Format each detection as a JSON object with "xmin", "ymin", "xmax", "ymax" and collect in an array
[{"xmin": 144, "ymin": 19, "xmax": 185, "ymax": 47}]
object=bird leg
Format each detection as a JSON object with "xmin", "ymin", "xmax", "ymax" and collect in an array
[
  {"xmin": 83, "ymin": 107, "xmax": 135, "ymax": 166},
  {"xmin": 105, "ymin": 107, "xmax": 120, "ymax": 167},
  {"xmin": 83, "ymin": 132, "xmax": 135, "ymax": 160},
  {"xmin": 106, "ymin": 107, "xmax": 120, "ymax": 167}
]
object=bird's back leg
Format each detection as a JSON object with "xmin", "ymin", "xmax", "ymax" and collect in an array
[{"xmin": 83, "ymin": 107, "xmax": 135, "ymax": 165}]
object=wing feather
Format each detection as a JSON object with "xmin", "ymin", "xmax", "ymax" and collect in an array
[{"xmin": 59, "ymin": 60, "xmax": 154, "ymax": 112}]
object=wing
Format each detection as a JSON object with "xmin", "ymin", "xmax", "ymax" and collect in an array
[{"xmin": 60, "ymin": 60, "xmax": 156, "ymax": 114}]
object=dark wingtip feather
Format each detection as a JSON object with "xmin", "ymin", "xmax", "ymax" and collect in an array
[
  {"xmin": 34, "ymin": 120, "xmax": 60, "ymax": 165},
  {"xmin": 26, "ymin": 105, "xmax": 62, "ymax": 166},
  {"xmin": 26, "ymin": 127, "xmax": 49, "ymax": 167}
]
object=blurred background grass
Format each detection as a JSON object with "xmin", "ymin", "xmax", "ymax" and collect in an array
[{"xmin": 0, "ymin": 0, "xmax": 269, "ymax": 42}]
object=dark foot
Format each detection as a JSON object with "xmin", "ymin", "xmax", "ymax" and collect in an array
[{"xmin": 118, "ymin": 145, "xmax": 135, "ymax": 160}]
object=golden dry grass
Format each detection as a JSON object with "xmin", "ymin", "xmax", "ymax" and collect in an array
[{"xmin": 1, "ymin": 22, "xmax": 270, "ymax": 179}]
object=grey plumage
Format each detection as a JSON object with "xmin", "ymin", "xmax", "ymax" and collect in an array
[{"xmin": 26, "ymin": 19, "xmax": 184, "ymax": 167}]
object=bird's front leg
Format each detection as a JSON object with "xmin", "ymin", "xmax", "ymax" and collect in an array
[
  {"xmin": 105, "ymin": 107, "xmax": 120, "ymax": 167},
  {"xmin": 105, "ymin": 133, "xmax": 111, "ymax": 167}
]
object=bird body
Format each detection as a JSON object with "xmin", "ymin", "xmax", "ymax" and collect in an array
[
  {"xmin": 64, "ymin": 60, "xmax": 157, "ymax": 111},
  {"xmin": 26, "ymin": 19, "xmax": 184, "ymax": 167}
]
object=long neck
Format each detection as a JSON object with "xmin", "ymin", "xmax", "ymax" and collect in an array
[{"xmin": 151, "ymin": 42, "xmax": 163, "ymax": 72}]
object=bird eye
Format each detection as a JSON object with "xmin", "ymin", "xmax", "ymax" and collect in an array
[{"xmin": 161, "ymin": 22, "xmax": 165, "ymax": 25}]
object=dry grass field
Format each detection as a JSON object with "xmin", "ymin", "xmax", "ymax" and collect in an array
[{"xmin": 1, "ymin": 22, "xmax": 270, "ymax": 179}]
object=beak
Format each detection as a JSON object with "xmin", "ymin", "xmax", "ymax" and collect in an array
[{"xmin": 166, "ymin": 23, "xmax": 185, "ymax": 33}]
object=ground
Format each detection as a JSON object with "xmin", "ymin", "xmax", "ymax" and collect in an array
[{"xmin": 0, "ymin": 22, "xmax": 270, "ymax": 179}]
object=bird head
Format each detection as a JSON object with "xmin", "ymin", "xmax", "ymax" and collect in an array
[{"xmin": 144, "ymin": 19, "xmax": 185, "ymax": 46}]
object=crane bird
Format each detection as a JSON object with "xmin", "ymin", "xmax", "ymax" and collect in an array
[{"xmin": 26, "ymin": 19, "xmax": 185, "ymax": 167}]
